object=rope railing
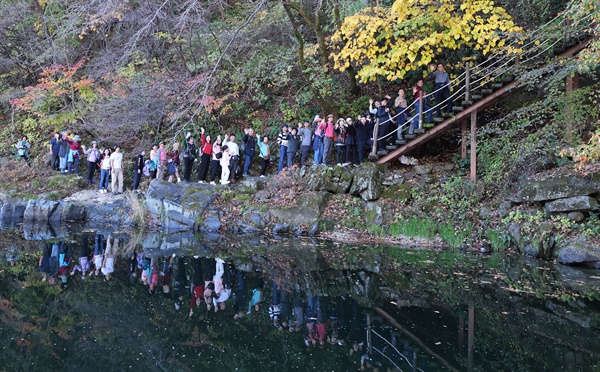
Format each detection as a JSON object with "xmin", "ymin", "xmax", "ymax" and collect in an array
[{"xmin": 369, "ymin": 8, "xmax": 594, "ymax": 151}]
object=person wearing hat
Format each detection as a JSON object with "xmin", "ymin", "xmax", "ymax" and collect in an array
[
  {"xmin": 276, "ymin": 124, "xmax": 289, "ymax": 172},
  {"xmin": 83, "ymin": 140, "xmax": 101, "ymax": 185},
  {"xmin": 63, "ymin": 133, "xmax": 82, "ymax": 175},
  {"xmin": 132, "ymin": 148, "xmax": 145, "ymax": 191}
]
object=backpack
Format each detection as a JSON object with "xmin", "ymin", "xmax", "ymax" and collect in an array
[{"xmin": 143, "ymin": 160, "xmax": 151, "ymax": 177}]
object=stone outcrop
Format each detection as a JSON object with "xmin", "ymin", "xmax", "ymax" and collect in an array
[
  {"xmin": 271, "ymin": 192, "xmax": 331, "ymax": 227},
  {"xmin": 300, "ymin": 163, "xmax": 385, "ymax": 201},
  {"xmin": 146, "ymin": 180, "xmax": 216, "ymax": 232},
  {"xmin": 555, "ymin": 241, "xmax": 600, "ymax": 265},
  {"xmin": 511, "ymin": 173, "xmax": 600, "ymax": 203},
  {"xmin": 545, "ymin": 196, "xmax": 598, "ymax": 213}
]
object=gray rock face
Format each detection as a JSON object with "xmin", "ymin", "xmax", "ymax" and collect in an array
[
  {"xmin": 23, "ymin": 200, "xmax": 59, "ymax": 222},
  {"xmin": 146, "ymin": 180, "xmax": 216, "ymax": 231},
  {"xmin": 545, "ymin": 196, "xmax": 598, "ymax": 213},
  {"xmin": 237, "ymin": 178, "xmax": 266, "ymax": 194},
  {"xmin": 348, "ymin": 163, "xmax": 385, "ymax": 201},
  {"xmin": 365, "ymin": 202, "xmax": 383, "ymax": 227},
  {"xmin": 555, "ymin": 242, "xmax": 600, "ymax": 264},
  {"xmin": 567, "ymin": 211, "xmax": 585, "ymax": 223},
  {"xmin": 271, "ymin": 192, "xmax": 331, "ymax": 227},
  {"xmin": 511, "ymin": 173, "xmax": 600, "ymax": 203}
]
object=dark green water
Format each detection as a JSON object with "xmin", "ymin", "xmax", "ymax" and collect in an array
[{"xmin": 1, "ymin": 225, "xmax": 600, "ymax": 371}]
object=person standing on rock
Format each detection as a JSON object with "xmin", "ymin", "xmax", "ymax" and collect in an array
[
  {"xmin": 277, "ymin": 124, "xmax": 288, "ymax": 172},
  {"xmin": 110, "ymin": 145, "xmax": 124, "ymax": 195},
  {"xmin": 286, "ymin": 127, "xmax": 299, "ymax": 169},
  {"xmin": 83, "ymin": 141, "xmax": 101, "ymax": 185},
  {"xmin": 225, "ymin": 134, "xmax": 240, "ymax": 183},
  {"xmin": 198, "ymin": 128, "xmax": 212, "ymax": 183},
  {"xmin": 167, "ymin": 142, "xmax": 181, "ymax": 183},
  {"xmin": 298, "ymin": 121, "xmax": 313, "ymax": 167},
  {"xmin": 220, "ymin": 145, "xmax": 231, "ymax": 185},
  {"xmin": 16, "ymin": 135, "xmax": 31, "ymax": 166},
  {"xmin": 313, "ymin": 117, "xmax": 325, "ymax": 165},
  {"xmin": 59, "ymin": 131, "xmax": 70, "ymax": 172},
  {"xmin": 49, "ymin": 132, "xmax": 61, "ymax": 171},
  {"xmin": 354, "ymin": 116, "xmax": 367, "ymax": 165},
  {"xmin": 322, "ymin": 114, "xmax": 335, "ymax": 166},
  {"xmin": 63, "ymin": 134, "xmax": 82, "ymax": 175},
  {"xmin": 156, "ymin": 142, "xmax": 168, "ymax": 180},
  {"xmin": 242, "ymin": 128, "xmax": 256, "ymax": 177},
  {"xmin": 258, "ymin": 135, "xmax": 270, "ymax": 177},
  {"xmin": 209, "ymin": 136, "xmax": 222, "ymax": 185},
  {"xmin": 183, "ymin": 136, "xmax": 197, "ymax": 182},
  {"xmin": 98, "ymin": 148, "xmax": 111, "ymax": 193},
  {"xmin": 132, "ymin": 149, "xmax": 145, "ymax": 191}
]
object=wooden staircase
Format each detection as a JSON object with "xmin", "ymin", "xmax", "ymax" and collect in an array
[{"xmin": 377, "ymin": 38, "xmax": 593, "ymax": 165}]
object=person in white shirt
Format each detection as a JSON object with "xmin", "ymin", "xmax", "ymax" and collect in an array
[
  {"xmin": 101, "ymin": 236, "xmax": 118, "ymax": 281},
  {"xmin": 110, "ymin": 146, "xmax": 124, "ymax": 194},
  {"xmin": 225, "ymin": 134, "xmax": 239, "ymax": 183}
]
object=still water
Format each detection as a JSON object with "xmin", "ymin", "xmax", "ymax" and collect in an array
[{"xmin": 1, "ymin": 224, "xmax": 600, "ymax": 371}]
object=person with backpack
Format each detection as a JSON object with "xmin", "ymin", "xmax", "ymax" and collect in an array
[
  {"xmin": 209, "ymin": 136, "xmax": 222, "ymax": 185},
  {"xmin": 242, "ymin": 128, "xmax": 256, "ymax": 176},
  {"xmin": 198, "ymin": 128, "xmax": 212, "ymax": 183},
  {"xmin": 132, "ymin": 149, "xmax": 145, "ymax": 191},
  {"xmin": 167, "ymin": 142, "xmax": 181, "ymax": 183},
  {"xmin": 182, "ymin": 136, "xmax": 197, "ymax": 182},
  {"xmin": 149, "ymin": 144, "xmax": 158, "ymax": 179},
  {"xmin": 16, "ymin": 135, "xmax": 31, "ymax": 166},
  {"xmin": 64, "ymin": 134, "xmax": 82, "ymax": 175},
  {"xmin": 82, "ymin": 141, "xmax": 101, "ymax": 185}
]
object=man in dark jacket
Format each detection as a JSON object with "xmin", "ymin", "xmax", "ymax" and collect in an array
[
  {"xmin": 242, "ymin": 128, "xmax": 256, "ymax": 176},
  {"xmin": 58, "ymin": 131, "xmax": 70, "ymax": 173},
  {"xmin": 376, "ymin": 97, "xmax": 391, "ymax": 150},
  {"xmin": 132, "ymin": 149, "xmax": 145, "ymax": 191},
  {"xmin": 354, "ymin": 116, "xmax": 367, "ymax": 164}
]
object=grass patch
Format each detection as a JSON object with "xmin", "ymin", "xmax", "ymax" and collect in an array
[
  {"xmin": 485, "ymin": 229, "xmax": 511, "ymax": 251},
  {"xmin": 389, "ymin": 217, "xmax": 438, "ymax": 240},
  {"xmin": 125, "ymin": 191, "xmax": 147, "ymax": 226}
]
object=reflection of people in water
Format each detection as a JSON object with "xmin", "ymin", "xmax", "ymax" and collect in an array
[
  {"xmin": 173, "ymin": 256, "xmax": 187, "ymax": 311},
  {"xmin": 247, "ymin": 270, "xmax": 264, "ymax": 315},
  {"xmin": 202, "ymin": 257, "xmax": 216, "ymax": 311},
  {"xmin": 39, "ymin": 242, "xmax": 52, "ymax": 282},
  {"xmin": 93, "ymin": 234, "xmax": 105, "ymax": 276},
  {"xmin": 233, "ymin": 270, "xmax": 247, "ymax": 320},
  {"xmin": 289, "ymin": 292, "xmax": 304, "ymax": 332},
  {"xmin": 101, "ymin": 236, "xmax": 118, "ymax": 281},
  {"xmin": 160, "ymin": 256, "xmax": 173, "ymax": 294},
  {"xmin": 71, "ymin": 235, "xmax": 92, "ymax": 278},
  {"xmin": 6, "ymin": 246, "xmax": 20, "ymax": 267},
  {"xmin": 189, "ymin": 256, "xmax": 205, "ymax": 317}
]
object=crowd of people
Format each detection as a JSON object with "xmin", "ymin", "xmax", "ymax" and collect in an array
[{"xmin": 17, "ymin": 63, "xmax": 453, "ymax": 194}]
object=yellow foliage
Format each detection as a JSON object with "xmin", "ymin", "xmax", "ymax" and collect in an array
[{"xmin": 331, "ymin": 0, "xmax": 522, "ymax": 83}]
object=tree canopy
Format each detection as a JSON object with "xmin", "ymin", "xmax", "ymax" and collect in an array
[{"xmin": 331, "ymin": 0, "xmax": 523, "ymax": 82}]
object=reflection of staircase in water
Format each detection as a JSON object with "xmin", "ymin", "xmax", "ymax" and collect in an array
[{"xmin": 374, "ymin": 11, "xmax": 594, "ymax": 165}]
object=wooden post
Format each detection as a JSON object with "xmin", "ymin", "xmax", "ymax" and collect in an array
[
  {"xmin": 418, "ymin": 94, "xmax": 424, "ymax": 130},
  {"xmin": 458, "ymin": 315, "xmax": 465, "ymax": 350},
  {"xmin": 566, "ymin": 72, "xmax": 580, "ymax": 93},
  {"xmin": 461, "ymin": 120, "xmax": 467, "ymax": 159},
  {"xmin": 468, "ymin": 304, "xmax": 475, "ymax": 372},
  {"xmin": 369, "ymin": 117, "xmax": 380, "ymax": 159},
  {"xmin": 366, "ymin": 313, "xmax": 373, "ymax": 355},
  {"xmin": 470, "ymin": 110, "xmax": 477, "ymax": 182},
  {"xmin": 465, "ymin": 62, "xmax": 471, "ymax": 102},
  {"xmin": 412, "ymin": 350, "xmax": 418, "ymax": 372}
]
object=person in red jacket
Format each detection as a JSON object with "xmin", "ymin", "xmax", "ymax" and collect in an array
[{"xmin": 198, "ymin": 127, "xmax": 213, "ymax": 183}]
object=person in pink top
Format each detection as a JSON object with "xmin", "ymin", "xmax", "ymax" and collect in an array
[{"xmin": 322, "ymin": 114, "xmax": 335, "ymax": 166}]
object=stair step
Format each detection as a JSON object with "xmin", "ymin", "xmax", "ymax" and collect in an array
[
  {"xmin": 377, "ymin": 150, "xmax": 388, "ymax": 156},
  {"xmin": 471, "ymin": 95, "xmax": 482, "ymax": 100},
  {"xmin": 433, "ymin": 117, "xmax": 443, "ymax": 123},
  {"xmin": 414, "ymin": 128, "xmax": 425, "ymax": 134},
  {"xmin": 491, "ymin": 83, "xmax": 503, "ymax": 89},
  {"xmin": 368, "ymin": 154, "xmax": 379, "ymax": 161},
  {"xmin": 386, "ymin": 145, "xmax": 397, "ymax": 151},
  {"xmin": 481, "ymin": 88, "xmax": 492, "ymax": 94},
  {"xmin": 462, "ymin": 100, "xmax": 473, "ymax": 106},
  {"xmin": 501, "ymin": 76, "xmax": 514, "ymax": 83},
  {"xmin": 554, "ymin": 46, "xmax": 566, "ymax": 53},
  {"xmin": 423, "ymin": 123, "xmax": 434, "ymax": 129},
  {"xmin": 395, "ymin": 140, "xmax": 406, "ymax": 145},
  {"xmin": 452, "ymin": 106, "xmax": 464, "ymax": 112},
  {"xmin": 404, "ymin": 134, "xmax": 416, "ymax": 140}
]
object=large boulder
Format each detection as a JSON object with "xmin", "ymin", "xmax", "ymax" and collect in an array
[
  {"xmin": 23, "ymin": 199, "xmax": 59, "ymax": 222},
  {"xmin": 146, "ymin": 180, "xmax": 216, "ymax": 231},
  {"xmin": 555, "ymin": 241, "xmax": 600, "ymax": 264},
  {"xmin": 271, "ymin": 192, "xmax": 331, "ymax": 227},
  {"xmin": 545, "ymin": 196, "xmax": 598, "ymax": 213},
  {"xmin": 306, "ymin": 166, "xmax": 354, "ymax": 194},
  {"xmin": 511, "ymin": 173, "xmax": 600, "ymax": 203},
  {"xmin": 349, "ymin": 163, "xmax": 385, "ymax": 201}
]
